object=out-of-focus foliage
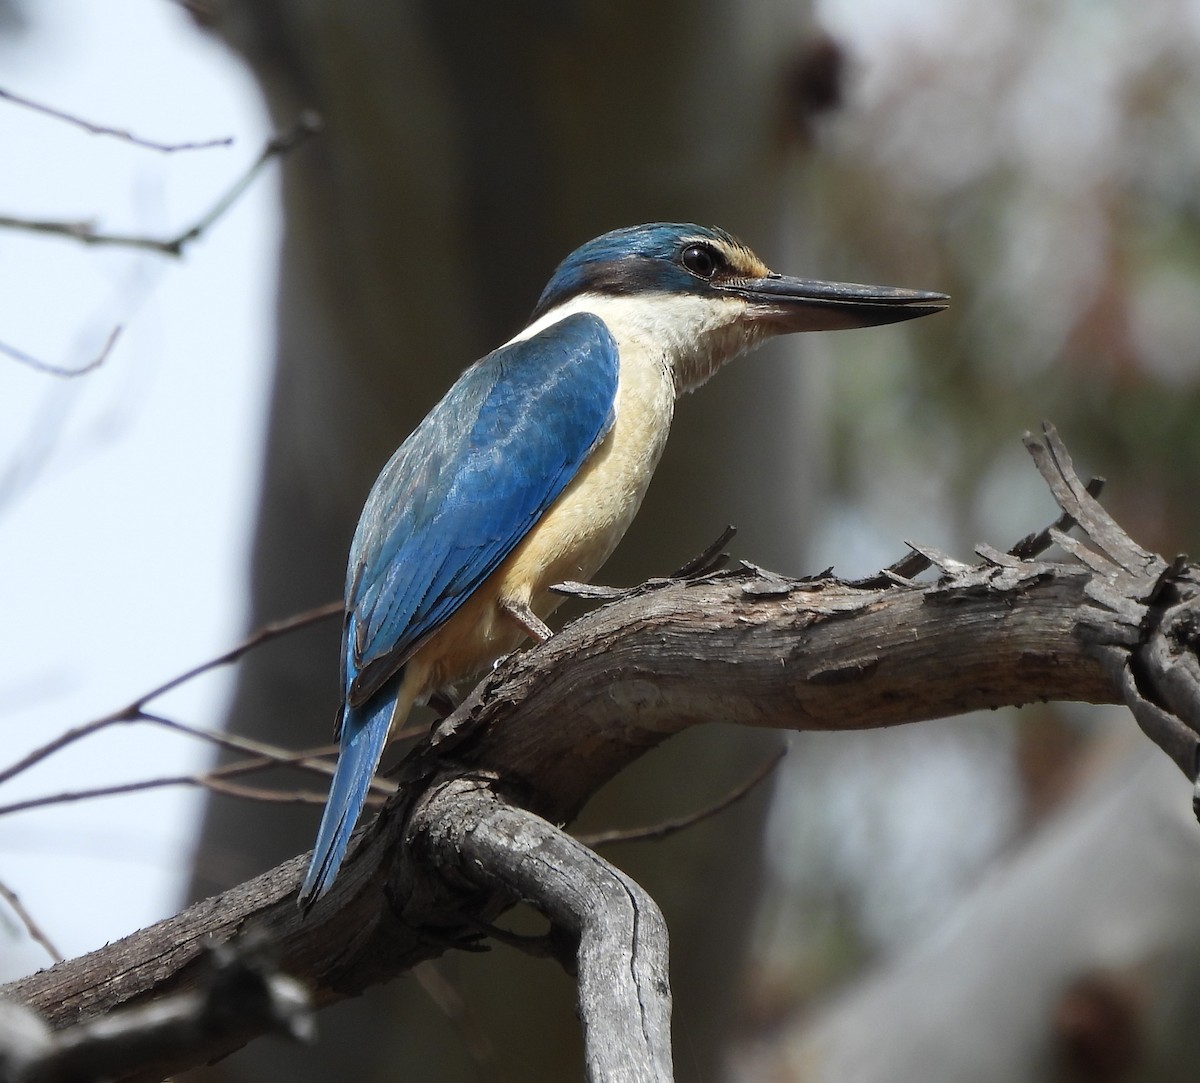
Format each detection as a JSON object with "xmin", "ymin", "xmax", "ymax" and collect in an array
[
  {"xmin": 745, "ymin": 0, "xmax": 1200, "ymax": 1040},
  {"xmin": 813, "ymin": 0, "xmax": 1200, "ymax": 559}
]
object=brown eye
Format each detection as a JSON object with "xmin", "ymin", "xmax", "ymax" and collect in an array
[{"xmin": 681, "ymin": 244, "xmax": 721, "ymax": 279}]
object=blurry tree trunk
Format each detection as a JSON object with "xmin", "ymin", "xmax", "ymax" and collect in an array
[{"xmin": 184, "ymin": 3, "xmax": 814, "ymax": 1079}]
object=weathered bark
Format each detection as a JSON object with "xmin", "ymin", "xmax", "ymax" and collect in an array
[
  {"xmin": 7, "ymin": 430, "xmax": 1199, "ymax": 1082},
  {"xmin": 413, "ymin": 779, "xmax": 675, "ymax": 1082},
  {"xmin": 0, "ymin": 941, "xmax": 311, "ymax": 1083}
]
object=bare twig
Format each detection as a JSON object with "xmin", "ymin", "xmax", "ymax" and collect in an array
[
  {"xmin": 0, "ymin": 719, "xmax": 433, "ymax": 819},
  {"xmin": 0, "ymin": 599, "xmax": 442, "ymax": 820},
  {"xmin": 0, "ymin": 730, "xmax": 408, "ymax": 817},
  {"xmin": 129, "ymin": 597, "xmax": 342, "ymax": 712},
  {"xmin": 0, "ymin": 751, "xmax": 346, "ymax": 818},
  {"xmin": 0, "ymin": 877, "xmax": 64, "ymax": 963},
  {"xmin": 197, "ymin": 777, "xmax": 333, "ymax": 805},
  {"xmin": 0, "ymin": 324, "xmax": 122, "ymax": 378},
  {"xmin": 167, "ymin": 111, "xmax": 322, "ymax": 254},
  {"xmin": 0, "ymin": 111, "xmax": 322, "ymax": 256},
  {"xmin": 579, "ymin": 746, "xmax": 785, "ymax": 848},
  {"xmin": 0, "ymin": 86, "xmax": 233, "ymax": 153},
  {"xmin": 0, "ymin": 771, "xmax": 279, "ymax": 818},
  {"xmin": 0, "ymin": 599, "xmax": 341, "ymax": 787},
  {"xmin": 135, "ymin": 710, "xmax": 340, "ymax": 771}
]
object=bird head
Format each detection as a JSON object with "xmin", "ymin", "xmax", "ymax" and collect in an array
[{"xmin": 529, "ymin": 223, "xmax": 947, "ymax": 393}]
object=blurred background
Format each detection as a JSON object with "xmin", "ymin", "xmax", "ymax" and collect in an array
[{"xmin": 4, "ymin": 1, "xmax": 1200, "ymax": 1080}]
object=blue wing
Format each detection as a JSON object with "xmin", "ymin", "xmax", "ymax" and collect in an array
[
  {"xmin": 344, "ymin": 311, "xmax": 620, "ymax": 705},
  {"xmin": 299, "ymin": 313, "xmax": 618, "ymax": 905}
]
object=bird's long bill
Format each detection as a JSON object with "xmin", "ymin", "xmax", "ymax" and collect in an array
[{"xmin": 726, "ymin": 274, "xmax": 949, "ymax": 332}]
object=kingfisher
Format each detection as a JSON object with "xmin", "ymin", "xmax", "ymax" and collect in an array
[{"xmin": 299, "ymin": 223, "xmax": 946, "ymax": 904}]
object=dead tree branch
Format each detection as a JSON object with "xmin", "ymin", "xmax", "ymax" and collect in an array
[
  {"xmin": 412, "ymin": 778, "xmax": 674, "ymax": 1080},
  {"xmin": 5, "ymin": 425, "xmax": 1200, "ymax": 1081},
  {"xmin": 0, "ymin": 937, "xmax": 311, "ymax": 1083}
]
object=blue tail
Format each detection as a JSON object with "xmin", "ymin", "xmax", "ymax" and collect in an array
[{"xmin": 299, "ymin": 688, "xmax": 396, "ymax": 906}]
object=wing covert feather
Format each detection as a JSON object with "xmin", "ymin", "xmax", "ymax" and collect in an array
[{"xmin": 344, "ymin": 312, "xmax": 619, "ymax": 703}]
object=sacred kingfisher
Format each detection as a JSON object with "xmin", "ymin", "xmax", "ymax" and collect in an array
[{"xmin": 299, "ymin": 223, "xmax": 946, "ymax": 904}]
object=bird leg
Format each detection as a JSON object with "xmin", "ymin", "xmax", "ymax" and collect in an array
[{"xmin": 500, "ymin": 598, "xmax": 554, "ymax": 644}]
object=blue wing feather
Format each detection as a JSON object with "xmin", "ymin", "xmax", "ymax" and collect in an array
[
  {"xmin": 298, "ymin": 679, "xmax": 396, "ymax": 902},
  {"xmin": 345, "ymin": 311, "xmax": 619, "ymax": 704},
  {"xmin": 300, "ymin": 313, "xmax": 618, "ymax": 905}
]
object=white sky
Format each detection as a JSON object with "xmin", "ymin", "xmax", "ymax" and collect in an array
[{"xmin": 0, "ymin": 0, "xmax": 277, "ymax": 973}]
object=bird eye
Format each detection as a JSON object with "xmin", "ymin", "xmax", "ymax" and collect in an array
[{"xmin": 681, "ymin": 244, "xmax": 721, "ymax": 279}]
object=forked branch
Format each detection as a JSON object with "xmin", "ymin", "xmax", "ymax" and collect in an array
[{"xmin": 5, "ymin": 425, "xmax": 1200, "ymax": 1082}]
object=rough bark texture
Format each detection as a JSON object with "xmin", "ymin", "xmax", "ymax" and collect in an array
[
  {"xmin": 6, "ymin": 429, "xmax": 1200, "ymax": 1081},
  {"xmin": 413, "ymin": 779, "xmax": 675, "ymax": 1082},
  {"xmin": 9, "ymin": 432, "xmax": 1200, "ymax": 1083}
]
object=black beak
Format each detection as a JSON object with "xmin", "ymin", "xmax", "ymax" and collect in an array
[{"xmin": 720, "ymin": 274, "xmax": 949, "ymax": 332}]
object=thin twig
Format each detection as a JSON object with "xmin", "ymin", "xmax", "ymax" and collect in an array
[
  {"xmin": 166, "ymin": 111, "xmax": 322, "ymax": 254},
  {"xmin": 0, "ymin": 599, "xmax": 438, "ymax": 820},
  {"xmin": 137, "ymin": 710, "xmax": 399, "ymax": 798},
  {"xmin": 0, "ymin": 877, "xmax": 64, "ymax": 963},
  {"xmin": 135, "ymin": 711, "xmax": 342, "ymax": 776},
  {"xmin": 198, "ymin": 777, "xmax": 333, "ymax": 804},
  {"xmin": 0, "ymin": 723, "xmax": 419, "ymax": 818},
  {"xmin": 0, "ymin": 111, "xmax": 322, "ymax": 256},
  {"xmin": 0, "ymin": 324, "xmax": 122, "ymax": 378},
  {"xmin": 131, "ymin": 597, "xmax": 342, "ymax": 711},
  {"xmin": 579, "ymin": 746, "xmax": 786, "ymax": 848},
  {"xmin": 0, "ymin": 599, "xmax": 341, "ymax": 786},
  {"xmin": 0, "ymin": 716, "xmax": 133, "ymax": 787},
  {"xmin": 0, "ymin": 728, "xmax": 419, "ymax": 816},
  {"xmin": 0, "ymin": 755, "xmax": 339, "ymax": 817},
  {"xmin": 0, "ymin": 86, "xmax": 234, "ymax": 153}
]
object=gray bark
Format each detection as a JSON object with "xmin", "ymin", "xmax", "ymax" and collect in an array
[
  {"xmin": 7, "ymin": 428, "xmax": 1199, "ymax": 1082},
  {"xmin": 413, "ymin": 779, "xmax": 674, "ymax": 1082}
]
